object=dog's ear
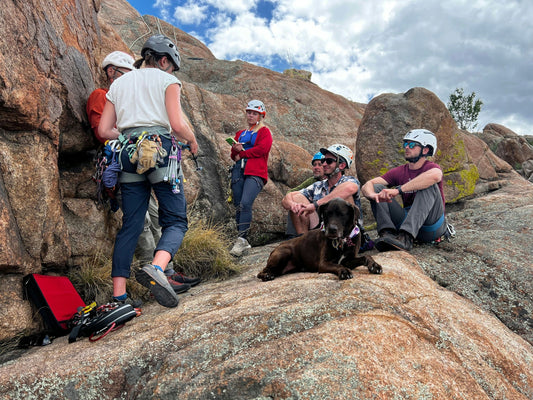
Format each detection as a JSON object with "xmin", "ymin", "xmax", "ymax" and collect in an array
[
  {"xmin": 353, "ymin": 204, "xmax": 360, "ymax": 224},
  {"xmin": 318, "ymin": 201, "xmax": 329, "ymax": 224},
  {"xmin": 342, "ymin": 202, "xmax": 357, "ymax": 235}
]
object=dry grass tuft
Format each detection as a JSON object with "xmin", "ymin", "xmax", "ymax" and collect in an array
[
  {"xmin": 173, "ymin": 218, "xmax": 241, "ymax": 280},
  {"xmin": 68, "ymin": 219, "xmax": 239, "ymax": 304},
  {"xmin": 68, "ymin": 250, "xmax": 148, "ymax": 304}
]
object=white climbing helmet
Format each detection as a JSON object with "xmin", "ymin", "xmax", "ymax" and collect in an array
[
  {"xmin": 101, "ymin": 51, "xmax": 134, "ymax": 71},
  {"xmin": 246, "ymin": 100, "xmax": 266, "ymax": 116},
  {"xmin": 320, "ymin": 144, "xmax": 354, "ymax": 168},
  {"xmin": 403, "ymin": 129, "xmax": 437, "ymax": 156}
]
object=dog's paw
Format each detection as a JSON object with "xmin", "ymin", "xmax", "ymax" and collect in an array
[
  {"xmin": 257, "ymin": 271, "xmax": 276, "ymax": 281},
  {"xmin": 338, "ymin": 268, "xmax": 353, "ymax": 280},
  {"xmin": 368, "ymin": 262, "xmax": 383, "ymax": 275}
]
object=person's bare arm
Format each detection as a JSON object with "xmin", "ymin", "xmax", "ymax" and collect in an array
[
  {"xmin": 361, "ymin": 177, "xmax": 388, "ymax": 202},
  {"xmin": 400, "ymin": 168, "xmax": 442, "ymax": 192},
  {"xmin": 166, "ymin": 83, "xmax": 198, "ymax": 154},
  {"xmin": 99, "ymin": 101, "xmax": 119, "ymax": 140},
  {"xmin": 282, "ymin": 191, "xmax": 311, "ymax": 213},
  {"xmin": 299, "ymin": 181, "xmax": 359, "ymax": 215}
]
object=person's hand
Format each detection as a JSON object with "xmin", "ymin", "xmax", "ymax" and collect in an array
[
  {"xmin": 289, "ymin": 202, "xmax": 305, "ymax": 214},
  {"xmin": 232, "ymin": 143, "xmax": 244, "ymax": 152},
  {"xmin": 297, "ymin": 202, "xmax": 315, "ymax": 216},
  {"xmin": 188, "ymin": 140, "xmax": 199, "ymax": 155},
  {"xmin": 376, "ymin": 188, "xmax": 396, "ymax": 203}
]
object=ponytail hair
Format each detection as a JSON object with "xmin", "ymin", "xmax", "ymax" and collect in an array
[{"xmin": 133, "ymin": 50, "xmax": 167, "ymax": 69}]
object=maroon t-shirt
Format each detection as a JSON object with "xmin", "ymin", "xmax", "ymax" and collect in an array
[{"xmin": 381, "ymin": 161, "xmax": 445, "ymax": 208}]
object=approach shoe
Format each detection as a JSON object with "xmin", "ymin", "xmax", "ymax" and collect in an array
[
  {"xmin": 135, "ymin": 264, "xmax": 180, "ymax": 308},
  {"xmin": 167, "ymin": 277, "xmax": 191, "ymax": 294},
  {"xmin": 374, "ymin": 229, "xmax": 398, "ymax": 252},
  {"xmin": 382, "ymin": 230, "xmax": 414, "ymax": 251},
  {"xmin": 230, "ymin": 237, "xmax": 251, "ymax": 257},
  {"xmin": 112, "ymin": 297, "xmax": 143, "ymax": 316},
  {"xmin": 170, "ymin": 272, "xmax": 201, "ymax": 287}
]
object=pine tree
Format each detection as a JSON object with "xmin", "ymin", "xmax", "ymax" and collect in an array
[{"xmin": 447, "ymin": 88, "xmax": 483, "ymax": 131}]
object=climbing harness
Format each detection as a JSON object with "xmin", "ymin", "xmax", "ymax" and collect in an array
[{"xmin": 93, "ymin": 126, "xmax": 201, "ymax": 201}]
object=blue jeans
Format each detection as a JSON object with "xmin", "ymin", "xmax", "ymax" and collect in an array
[
  {"xmin": 111, "ymin": 133, "xmax": 188, "ymax": 278},
  {"xmin": 231, "ymin": 164, "xmax": 264, "ymax": 239}
]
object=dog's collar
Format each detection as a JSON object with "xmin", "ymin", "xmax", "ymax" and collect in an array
[{"xmin": 321, "ymin": 224, "xmax": 360, "ymax": 249}]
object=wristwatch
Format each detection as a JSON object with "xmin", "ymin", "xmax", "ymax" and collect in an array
[{"xmin": 395, "ymin": 185, "xmax": 404, "ymax": 195}]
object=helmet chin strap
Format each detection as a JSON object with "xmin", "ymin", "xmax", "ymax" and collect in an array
[
  {"xmin": 325, "ymin": 155, "xmax": 342, "ymax": 177},
  {"xmin": 405, "ymin": 147, "xmax": 426, "ymax": 163}
]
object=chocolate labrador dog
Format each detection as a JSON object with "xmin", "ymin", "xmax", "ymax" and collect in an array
[{"xmin": 258, "ymin": 198, "xmax": 382, "ymax": 281}]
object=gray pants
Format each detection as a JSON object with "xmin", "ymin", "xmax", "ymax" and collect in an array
[{"xmin": 370, "ymin": 183, "xmax": 447, "ymax": 242}]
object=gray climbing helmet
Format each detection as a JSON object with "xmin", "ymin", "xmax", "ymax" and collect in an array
[{"xmin": 141, "ymin": 34, "xmax": 181, "ymax": 71}]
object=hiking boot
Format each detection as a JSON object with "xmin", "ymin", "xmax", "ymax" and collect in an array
[
  {"xmin": 167, "ymin": 277, "xmax": 191, "ymax": 294},
  {"xmin": 170, "ymin": 272, "xmax": 201, "ymax": 287},
  {"xmin": 230, "ymin": 237, "xmax": 251, "ymax": 257},
  {"xmin": 135, "ymin": 264, "xmax": 180, "ymax": 308},
  {"xmin": 382, "ymin": 230, "xmax": 414, "ymax": 251}
]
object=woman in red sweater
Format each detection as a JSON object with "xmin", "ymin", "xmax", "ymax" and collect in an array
[{"xmin": 229, "ymin": 100, "xmax": 273, "ymax": 256}]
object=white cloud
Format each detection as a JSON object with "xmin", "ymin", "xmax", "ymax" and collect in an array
[
  {"xmin": 147, "ymin": 0, "xmax": 533, "ymax": 135},
  {"xmin": 174, "ymin": 2, "xmax": 208, "ymax": 25}
]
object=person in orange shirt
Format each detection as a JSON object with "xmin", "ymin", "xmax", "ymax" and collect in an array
[{"xmin": 87, "ymin": 51, "xmax": 134, "ymax": 144}]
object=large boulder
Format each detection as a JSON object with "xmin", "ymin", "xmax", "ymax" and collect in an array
[{"xmin": 475, "ymin": 123, "xmax": 533, "ymax": 179}]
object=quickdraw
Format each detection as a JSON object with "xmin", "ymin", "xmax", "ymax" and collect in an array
[
  {"xmin": 165, "ymin": 136, "xmax": 182, "ymax": 193},
  {"xmin": 92, "ymin": 140, "xmax": 121, "ymax": 211}
]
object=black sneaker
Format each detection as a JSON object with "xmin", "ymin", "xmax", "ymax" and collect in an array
[
  {"xmin": 135, "ymin": 264, "xmax": 180, "ymax": 308},
  {"xmin": 170, "ymin": 272, "xmax": 201, "ymax": 287}
]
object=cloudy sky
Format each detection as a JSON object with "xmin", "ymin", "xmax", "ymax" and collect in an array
[{"xmin": 127, "ymin": 0, "xmax": 532, "ymax": 136}]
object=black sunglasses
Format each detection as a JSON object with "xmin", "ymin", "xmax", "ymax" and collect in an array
[
  {"xmin": 403, "ymin": 141, "xmax": 420, "ymax": 149},
  {"xmin": 322, "ymin": 158, "xmax": 337, "ymax": 165}
]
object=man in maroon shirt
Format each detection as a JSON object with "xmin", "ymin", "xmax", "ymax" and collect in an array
[{"xmin": 361, "ymin": 129, "xmax": 448, "ymax": 251}]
